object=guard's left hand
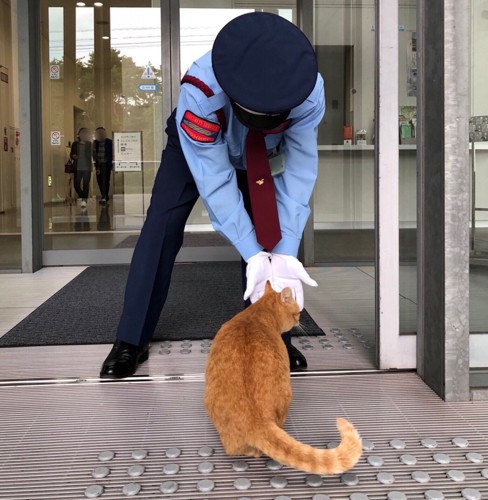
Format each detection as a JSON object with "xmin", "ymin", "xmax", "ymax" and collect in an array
[{"xmin": 270, "ymin": 254, "xmax": 318, "ymax": 310}]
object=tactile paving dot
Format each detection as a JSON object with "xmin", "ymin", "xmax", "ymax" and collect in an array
[
  {"xmin": 98, "ymin": 450, "xmax": 115, "ymax": 462},
  {"xmin": 306, "ymin": 474, "xmax": 323, "ymax": 487},
  {"xmin": 233, "ymin": 478, "xmax": 251, "ymax": 490},
  {"xmin": 270, "ymin": 476, "xmax": 288, "ymax": 489},
  {"xmin": 180, "ymin": 349, "xmax": 191, "ymax": 354},
  {"xmin": 362, "ymin": 439, "xmax": 375, "ymax": 451},
  {"xmin": 131, "ymin": 449, "xmax": 147, "ymax": 461},
  {"xmin": 453, "ymin": 437, "xmax": 469, "ymax": 448},
  {"xmin": 350, "ymin": 494, "xmax": 369, "ymax": 500},
  {"xmin": 367, "ymin": 455, "xmax": 384, "ymax": 467},
  {"xmin": 421, "ymin": 438, "xmax": 438, "ymax": 449},
  {"xmin": 85, "ymin": 485, "xmax": 104, "ymax": 498},
  {"xmin": 327, "ymin": 441, "xmax": 339, "ymax": 449},
  {"xmin": 198, "ymin": 461, "xmax": 214, "ymax": 474},
  {"xmin": 232, "ymin": 460, "xmax": 249, "ymax": 472},
  {"xmin": 400, "ymin": 454, "xmax": 417, "ymax": 465},
  {"xmin": 197, "ymin": 479, "xmax": 215, "ymax": 493},
  {"xmin": 390, "ymin": 439, "xmax": 406, "ymax": 450},
  {"xmin": 122, "ymin": 483, "xmax": 141, "ymax": 496},
  {"xmin": 160, "ymin": 481, "xmax": 178, "ymax": 494},
  {"xmin": 341, "ymin": 472, "xmax": 359, "ymax": 486},
  {"xmin": 163, "ymin": 463, "xmax": 180, "ymax": 475},
  {"xmin": 462, "ymin": 489, "xmax": 482, "ymax": 500},
  {"xmin": 198, "ymin": 446, "xmax": 214, "ymax": 457},
  {"xmin": 92, "ymin": 466, "xmax": 110, "ymax": 479},
  {"xmin": 425, "ymin": 490, "xmax": 444, "ymax": 500},
  {"xmin": 466, "ymin": 452, "xmax": 484, "ymax": 463},
  {"xmin": 447, "ymin": 469, "xmax": 465, "ymax": 482},
  {"xmin": 388, "ymin": 492, "xmax": 407, "ymax": 500},
  {"xmin": 266, "ymin": 459, "xmax": 283, "ymax": 470},
  {"xmin": 128, "ymin": 465, "xmax": 145, "ymax": 477},
  {"xmin": 377, "ymin": 472, "xmax": 395, "ymax": 484},
  {"xmin": 412, "ymin": 470, "xmax": 431, "ymax": 483},
  {"xmin": 481, "ymin": 468, "xmax": 488, "ymax": 479},
  {"xmin": 433, "ymin": 453, "xmax": 450, "ymax": 464},
  {"xmin": 159, "ymin": 349, "xmax": 171, "ymax": 355},
  {"xmin": 312, "ymin": 495, "xmax": 331, "ymax": 500},
  {"xmin": 165, "ymin": 447, "xmax": 181, "ymax": 458}
]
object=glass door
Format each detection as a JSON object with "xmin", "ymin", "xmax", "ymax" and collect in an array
[{"xmin": 40, "ymin": 0, "xmax": 163, "ymax": 261}]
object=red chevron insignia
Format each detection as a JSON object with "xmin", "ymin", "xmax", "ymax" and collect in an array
[{"xmin": 181, "ymin": 110, "xmax": 221, "ymax": 143}]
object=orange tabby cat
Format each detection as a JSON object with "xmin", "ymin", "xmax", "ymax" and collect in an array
[{"xmin": 204, "ymin": 281, "xmax": 362, "ymax": 475}]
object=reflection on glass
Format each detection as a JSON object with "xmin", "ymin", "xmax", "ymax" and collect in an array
[
  {"xmin": 312, "ymin": 0, "xmax": 376, "ymax": 367},
  {"xmin": 398, "ymin": 2, "xmax": 417, "ymax": 335},
  {"xmin": 41, "ymin": 2, "xmax": 162, "ymax": 251},
  {"xmin": 0, "ymin": 1, "xmax": 21, "ymax": 270},
  {"xmin": 470, "ymin": 0, "xmax": 488, "ymax": 374}
]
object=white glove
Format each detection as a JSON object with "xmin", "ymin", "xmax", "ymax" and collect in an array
[
  {"xmin": 270, "ymin": 254, "xmax": 318, "ymax": 310},
  {"xmin": 243, "ymin": 251, "xmax": 272, "ymax": 303}
]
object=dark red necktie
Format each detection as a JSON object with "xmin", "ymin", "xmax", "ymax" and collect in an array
[{"xmin": 245, "ymin": 129, "xmax": 282, "ymax": 250}]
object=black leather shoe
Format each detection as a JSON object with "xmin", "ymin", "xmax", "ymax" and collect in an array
[
  {"xmin": 286, "ymin": 344, "xmax": 308, "ymax": 372},
  {"xmin": 100, "ymin": 340, "xmax": 150, "ymax": 379}
]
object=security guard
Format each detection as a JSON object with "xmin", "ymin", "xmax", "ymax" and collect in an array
[{"xmin": 101, "ymin": 12, "xmax": 326, "ymax": 378}]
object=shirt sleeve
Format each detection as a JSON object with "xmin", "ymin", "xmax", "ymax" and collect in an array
[
  {"xmin": 176, "ymin": 85, "xmax": 263, "ymax": 262},
  {"xmin": 272, "ymin": 75, "xmax": 326, "ymax": 257}
]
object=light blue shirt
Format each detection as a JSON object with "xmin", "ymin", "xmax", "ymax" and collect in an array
[{"xmin": 176, "ymin": 51, "xmax": 326, "ymax": 261}]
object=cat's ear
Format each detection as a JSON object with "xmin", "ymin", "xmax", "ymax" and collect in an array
[
  {"xmin": 280, "ymin": 287, "xmax": 294, "ymax": 304},
  {"xmin": 265, "ymin": 280, "xmax": 274, "ymax": 294}
]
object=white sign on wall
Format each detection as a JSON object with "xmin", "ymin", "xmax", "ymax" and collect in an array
[
  {"xmin": 113, "ymin": 131, "xmax": 142, "ymax": 172},
  {"xmin": 50, "ymin": 131, "xmax": 61, "ymax": 146},
  {"xmin": 49, "ymin": 65, "xmax": 60, "ymax": 79}
]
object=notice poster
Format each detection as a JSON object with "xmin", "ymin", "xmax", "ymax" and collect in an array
[
  {"xmin": 407, "ymin": 31, "xmax": 417, "ymax": 97},
  {"xmin": 113, "ymin": 132, "xmax": 142, "ymax": 172}
]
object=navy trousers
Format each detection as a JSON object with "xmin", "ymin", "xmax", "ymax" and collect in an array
[{"xmin": 116, "ymin": 110, "xmax": 292, "ymax": 347}]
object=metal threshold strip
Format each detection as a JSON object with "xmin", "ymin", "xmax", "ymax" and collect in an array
[{"xmin": 0, "ymin": 368, "xmax": 405, "ymax": 388}]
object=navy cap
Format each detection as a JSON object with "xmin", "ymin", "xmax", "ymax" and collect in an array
[{"xmin": 212, "ymin": 12, "xmax": 318, "ymax": 114}]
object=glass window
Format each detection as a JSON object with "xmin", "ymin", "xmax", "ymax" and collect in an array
[
  {"xmin": 398, "ymin": 1, "xmax": 417, "ymax": 335},
  {"xmin": 469, "ymin": 0, "xmax": 488, "ymax": 377},
  {"xmin": 313, "ymin": 0, "xmax": 376, "ymax": 364},
  {"xmin": 0, "ymin": 0, "xmax": 21, "ymax": 270}
]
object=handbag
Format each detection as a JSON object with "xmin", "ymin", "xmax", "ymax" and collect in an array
[{"xmin": 64, "ymin": 158, "xmax": 75, "ymax": 174}]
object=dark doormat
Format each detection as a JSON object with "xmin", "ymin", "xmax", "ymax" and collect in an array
[{"xmin": 0, "ymin": 263, "xmax": 324, "ymax": 347}]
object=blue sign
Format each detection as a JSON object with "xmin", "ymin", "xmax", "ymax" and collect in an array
[{"xmin": 138, "ymin": 84, "xmax": 158, "ymax": 92}]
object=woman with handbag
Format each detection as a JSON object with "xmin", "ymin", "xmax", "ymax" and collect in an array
[{"xmin": 70, "ymin": 128, "xmax": 93, "ymax": 209}]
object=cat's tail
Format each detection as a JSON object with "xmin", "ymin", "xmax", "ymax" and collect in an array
[{"xmin": 253, "ymin": 417, "xmax": 362, "ymax": 475}]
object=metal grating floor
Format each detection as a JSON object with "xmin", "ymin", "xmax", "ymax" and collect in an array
[
  {"xmin": 0, "ymin": 330, "xmax": 376, "ymax": 382},
  {"xmin": 1, "ymin": 373, "xmax": 487, "ymax": 499}
]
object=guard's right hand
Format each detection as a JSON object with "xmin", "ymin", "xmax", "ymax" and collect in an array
[{"xmin": 243, "ymin": 251, "xmax": 272, "ymax": 303}]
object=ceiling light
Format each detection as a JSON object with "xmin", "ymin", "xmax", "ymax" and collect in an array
[
  {"xmin": 76, "ymin": 2, "xmax": 86, "ymax": 6},
  {"xmin": 94, "ymin": 2, "xmax": 103, "ymax": 6}
]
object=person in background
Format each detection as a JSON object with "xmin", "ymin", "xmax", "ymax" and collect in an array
[
  {"xmin": 70, "ymin": 128, "xmax": 93, "ymax": 209},
  {"xmin": 64, "ymin": 143, "xmax": 76, "ymax": 205},
  {"xmin": 93, "ymin": 127, "xmax": 113, "ymax": 205}
]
